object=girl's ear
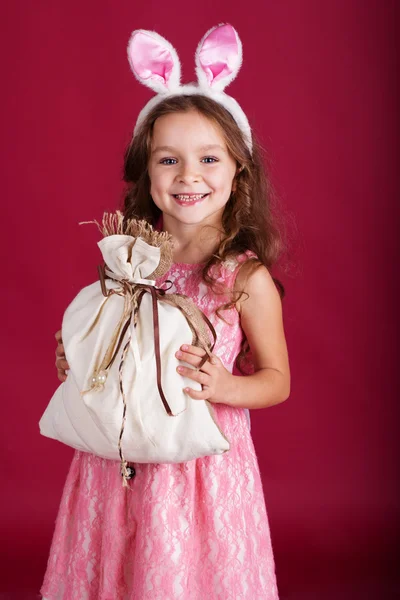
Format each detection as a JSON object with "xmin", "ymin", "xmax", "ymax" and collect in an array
[
  {"xmin": 195, "ymin": 23, "xmax": 243, "ymax": 93},
  {"xmin": 127, "ymin": 30, "xmax": 181, "ymax": 94}
]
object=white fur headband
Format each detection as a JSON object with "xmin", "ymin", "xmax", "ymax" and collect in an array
[{"xmin": 127, "ymin": 23, "xmax": 253, "ymax": 154}]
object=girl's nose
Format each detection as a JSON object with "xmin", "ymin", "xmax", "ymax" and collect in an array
[{"xmin": 176, "ymin": 164, "xmax": 201, "ymax": 184}]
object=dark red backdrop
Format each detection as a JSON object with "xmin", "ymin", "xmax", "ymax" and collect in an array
[{"xmin": 1, "ymin": 1, "xmax": 398, "ymax": 598}]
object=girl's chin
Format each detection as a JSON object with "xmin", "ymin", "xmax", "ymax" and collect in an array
[{"xmin": 164, "ymin": 207, "xmax": 225, "ymax": 228}]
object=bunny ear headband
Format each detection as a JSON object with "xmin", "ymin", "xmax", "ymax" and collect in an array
[{"xmin": 127, "ymin": 23, "xmax": 252, "ymax": 154}]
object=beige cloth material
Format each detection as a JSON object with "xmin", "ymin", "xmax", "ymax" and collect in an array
[{"xmin": 39, "ymin": 223, "xmax": 230, "ymax": 468}]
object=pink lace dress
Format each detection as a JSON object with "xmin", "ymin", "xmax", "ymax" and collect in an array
[{"xmin": 41, "ymin": 252, "xmax": 279, "ymax": 600}]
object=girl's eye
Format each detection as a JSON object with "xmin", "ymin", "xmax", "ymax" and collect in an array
[{"xmin": 159, "ymin": 156, "xmax": 218, "ymax": 165}]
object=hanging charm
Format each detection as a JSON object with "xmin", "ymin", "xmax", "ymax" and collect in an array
[{"xmin": 120, "ymin": 460, "xmax": 135, "ymax": 487}]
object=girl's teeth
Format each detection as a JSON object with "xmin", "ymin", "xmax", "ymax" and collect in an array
[{"xmin": 175, "ymin": 194, "xmax": 207, "ymax": 201}]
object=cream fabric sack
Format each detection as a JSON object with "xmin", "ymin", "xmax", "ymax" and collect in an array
[{"xmin": 39, "ymin": 215, "xmax": 230, "ymax": 482}]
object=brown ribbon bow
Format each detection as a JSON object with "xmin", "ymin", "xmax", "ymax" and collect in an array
[{"xmin": 97, "ymin": 264, "xmax": 216, "ymax": 414}]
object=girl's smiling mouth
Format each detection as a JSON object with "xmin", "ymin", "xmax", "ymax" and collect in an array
[{"xmin": 172, "ymin": 193, "xmax": 210, "ymax": 205}]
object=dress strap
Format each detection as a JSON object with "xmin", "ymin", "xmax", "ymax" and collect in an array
[{"xmin": 226, "ymin": 250, "xmax": 259, "ymax": 292}]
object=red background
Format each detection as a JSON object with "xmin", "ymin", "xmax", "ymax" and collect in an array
[{"xmin": 1, "ymin": 1, "xmax": 398, "ymax": 598}]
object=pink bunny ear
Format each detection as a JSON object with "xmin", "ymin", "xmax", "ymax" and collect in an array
[
  {"xmin": 127, "ymin": 30, "xmax": 181, "ymax": 94},
  {"xmin": 195, "ymin": 23, "xmax": 243, "ymax": 93}
]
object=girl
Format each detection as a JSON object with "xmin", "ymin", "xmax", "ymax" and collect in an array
[{"xmin": 41, "ymin": 25, "xmax": 290, "ymax": 600}]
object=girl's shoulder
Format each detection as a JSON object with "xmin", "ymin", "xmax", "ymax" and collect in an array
[
  {"xmin": 223, "ymin": 249, "xmax": 259, "ymax": 271},
  {"xmin": 228, "ymin": 250, "xmax": 264, "ymax": 290},
  {"xmin": 209, "ymin": 250, "xmax": 260, "ymax": 290},
  {"xmin": 231, "ymin": 251, "xmax": 277, "ymax": 307}
]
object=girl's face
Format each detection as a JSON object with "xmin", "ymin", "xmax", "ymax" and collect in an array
[{"xmin": 148, "ymin": 109, "xmax": 237, "ymax": 228}]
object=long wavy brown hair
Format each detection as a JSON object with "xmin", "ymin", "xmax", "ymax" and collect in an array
[{"xmin": 122, "ymin": 94, "xmax": 288, "ymax": 372}]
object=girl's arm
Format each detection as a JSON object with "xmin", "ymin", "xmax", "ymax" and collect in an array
[
  {"xmin": 227, "ymin": 261, "xmax": 291, "ymax": 409},
  {"xmin": 177, "ymin": 262, "xmax": 291, "ymax": 410}
]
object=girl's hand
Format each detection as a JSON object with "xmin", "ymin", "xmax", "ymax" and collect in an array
[
  {"xmin": 175, "ymin": 345, "xmax": 234, "ymax": 404},
  {"xmin": 55, "ymin": 330, "xmax": 70, "ymax": 382}
]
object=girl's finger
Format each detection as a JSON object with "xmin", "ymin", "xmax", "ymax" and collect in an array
[
  {"xmin": 175, "ymin": 351, "xmax": 214, "ymax": 372},
  {"xmin": 55, "ymin": 330, "xmax": 63, "ymax": 343},
  {"xmin": 183, "ymin": 387, "xmax": 211, "ymax": 401},
  {"xmin": 175, "ymin": 351, "xmax": 198, "ymax": 366},
  {"xmin": 179, "ymin": 344, "xmax": 206, "ymax": 357},
  {"xmin": 177, "ymin": 366, "xmax": 210, "ymax": 386},
  {"xmin": 57, "ymin": 370, "xmax": 67, "ymax": 383},
  {"xmin": 55, "ymin": 344, "xmax": 66, "ymax": 358},
  {"xmin": 56, "ymin": 358, "xmax": 70, "ymax": 371},
  {"xmin": 177, "ymin": 350, "xmax": 218, "ymax": 371}
]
